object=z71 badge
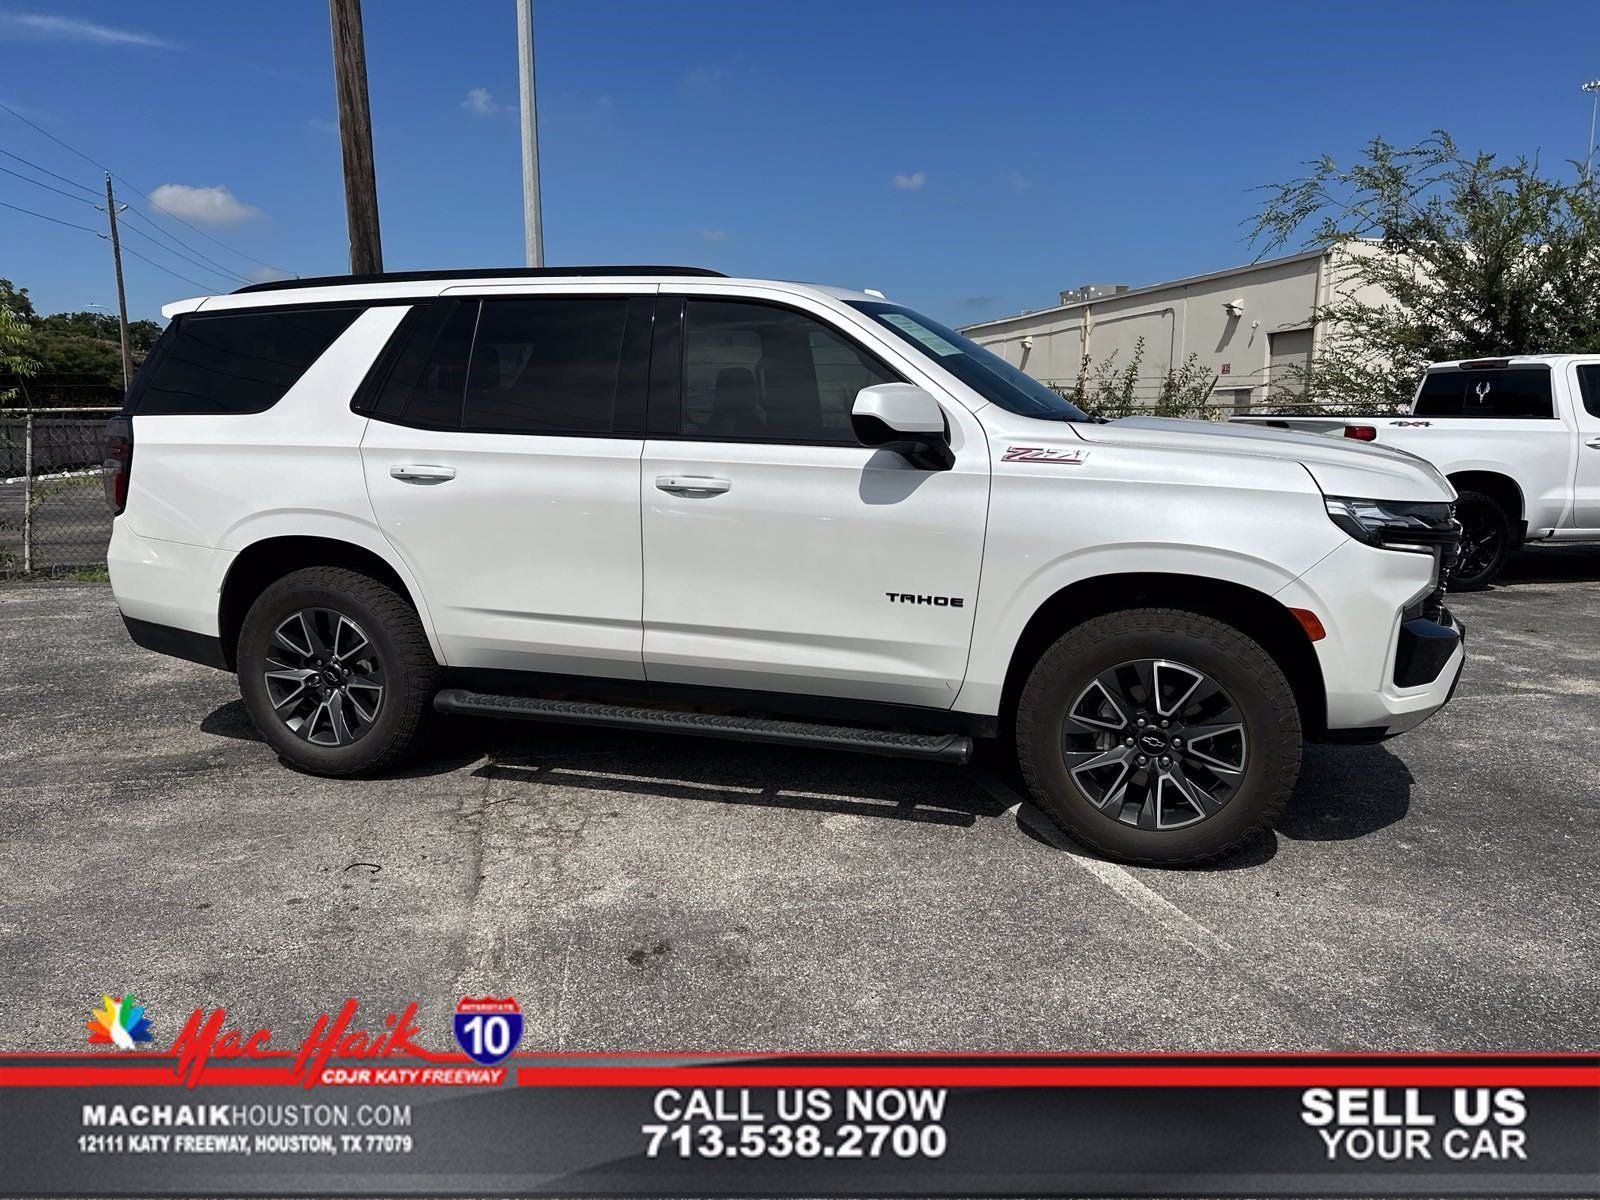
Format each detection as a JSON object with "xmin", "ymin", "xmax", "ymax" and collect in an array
[{"xmin": 1003, "ymin": 446, "xmax": 1089, "ymax": 464}]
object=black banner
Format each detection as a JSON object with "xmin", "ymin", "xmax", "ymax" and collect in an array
[{"xmin": 2, "ymin": 1054, "xmax": 1597, "ymax": 1196}]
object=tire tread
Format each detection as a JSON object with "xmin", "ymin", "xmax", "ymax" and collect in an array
[
  {"xmin": 1015, "ymin": 607, "xmax": 1300, "ymax": 865},
  {"xmin": 238, "ymin": 565, "xmax": 439, "ymax": 777}
]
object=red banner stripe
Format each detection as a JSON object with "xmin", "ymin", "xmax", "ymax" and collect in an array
[
  {"xmin": 3, "ymin": 1064, "xmax": 1596, "ymax": 1088},
  {"xmin": 513, "ymin": 1065, "xmax": 1600, "ymax": 1088}
]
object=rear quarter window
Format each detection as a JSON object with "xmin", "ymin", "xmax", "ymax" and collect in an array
[
  {"xmin": 133, "ymin": 306, "xmax": 362, "ymax": 415},
  {"xmin": 1413, "ymin": 367, "xmax": 1554, "ymax": 418}
]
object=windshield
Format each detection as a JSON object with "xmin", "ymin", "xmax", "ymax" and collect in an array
[{"xmin": 847, "ymin": 301, "xmax": 1088, "ymax": 422}]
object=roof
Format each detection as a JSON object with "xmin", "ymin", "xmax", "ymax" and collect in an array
[
  {"xmin": 958, "ymin": 246, "xmax": 1333, "ymax": 334},
  {"xmin": 163, "ymin": 271, "xmax": 884, "ymax": 318},
  {"xmin": 233, "ymin": 265, "xmax": 725, "ymax": 293},
  {"xmin": 1430, "ymin": 354, "xmax": 1597, "ymax": 368}
]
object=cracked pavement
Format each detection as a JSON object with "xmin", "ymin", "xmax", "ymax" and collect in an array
[{"xmin": 2, "ymin": 551, "xmax": 1597, "ymax": 1053}]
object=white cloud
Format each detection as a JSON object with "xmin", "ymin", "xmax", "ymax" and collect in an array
[
  {"xmin": 149, "ymin": 184, "xmax": 262, "ymax": 226},
  {"xmin": 246, "ymin": 267, "xmax": 296, "ymax": 285},
  {"xmin": 460, "ymin": 87, "xmax": 502, "ymax": 117},
  {"xmin": 892, "ymin": 172, "xmax": 926, "ymax": 191},
  {"xmin": 0, "ymin": 11, "xmax": 174, "ymax": 48},
  {"xmin": 309, "ymin": 117, "xmax": 338, "ymax": 134},
  {"xmin": 698, "ymin": 229, "xmax": 728, "ymax": 243},
  {"xmin": 682, "ymin": 66, "xmax": 723, "ymax": 92},
  {"xmin": 1007, "ymin": 171, "xmax": 1031, "ymax": 193}
]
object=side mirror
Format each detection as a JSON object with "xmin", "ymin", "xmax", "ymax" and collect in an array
[{"xmin": 851, "ymin": 383, "xmax": 954, "ymax": 471}]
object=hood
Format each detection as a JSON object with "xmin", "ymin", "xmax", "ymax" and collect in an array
[{"xmin": 1080, "ymin": 416, "xmax": 1455, "ymax": 502}]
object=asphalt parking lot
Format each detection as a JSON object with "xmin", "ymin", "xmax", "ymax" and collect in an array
[{"xmin": 2, "ymin": 553, "xmax": 1597, "ymax": 1054}]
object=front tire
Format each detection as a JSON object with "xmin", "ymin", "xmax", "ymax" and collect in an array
[
  {"xmin": 1015, "ymin": 608, "xmax": 1301, "ymax": 865},
  {"xmin": 1450, "ymin": 490, "xmax": 1515, "ymax": 591},
  {"xmin": 237, "ymin": 566, "xmax": 439, "ymax": 776}
]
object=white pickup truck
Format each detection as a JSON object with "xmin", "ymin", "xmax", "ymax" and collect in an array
[{"xmin": 1232, "ymin": 355, "xmax": 1600, "ymax": 589}]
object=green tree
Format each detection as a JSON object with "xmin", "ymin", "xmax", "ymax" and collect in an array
[
  {"xmin": 1, "ymin": 305, "xmax": 39, "ymax": 406},
  {"xmin": 0, "ymin": 278, "xmax": 36, "ymax": 320},
  {"xmin": 1250, "ymin": 131, "xmax": 1600, "ymax": 410},
  {"xmin": 0, "ymin": 278, "xmax": 164, "ymax": 405}
]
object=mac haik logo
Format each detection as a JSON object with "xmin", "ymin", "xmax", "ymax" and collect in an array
[
  {"xmin": 1003, "ymin": 445, "xmax": 1089, "ymax": 465},
  {"xmin": 87, "ymin": 994, "xmax": 155, "ymax": 1049},
  {"xmin": 453, "ymin": 996, "xmax": 522, "ymax": 1065},
  {"xmin": 168, "ymin": 999, "xmax": 425, "ymax": 1088}
]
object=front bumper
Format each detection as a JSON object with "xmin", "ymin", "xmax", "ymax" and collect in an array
[
  {"xmin": 1394, "ymin": 609, "xmax": 1463, "ymax": 689},
  {"xmin": 1275, "ymin": 538, "xmax": 1466, "ymax": 739}
]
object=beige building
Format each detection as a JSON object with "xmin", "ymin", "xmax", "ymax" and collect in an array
[{"xmin": 959, "ymin": 247, "xmax": 1376, "ymax": 408}]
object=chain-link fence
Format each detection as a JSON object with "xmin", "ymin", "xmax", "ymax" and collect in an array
[{"xmin": 0, "ymin": 407, "xmax": 117, "ymax": 577}]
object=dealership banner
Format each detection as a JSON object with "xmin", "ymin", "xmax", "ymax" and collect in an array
[{"xmin": 1, "ymin": 1001, "xmax": 1597, "ymax": 1196}]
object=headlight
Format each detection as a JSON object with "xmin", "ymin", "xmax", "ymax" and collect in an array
[{"xmin": 1324, "ymin": 496, "xmax": 1457, "ymax": 554}]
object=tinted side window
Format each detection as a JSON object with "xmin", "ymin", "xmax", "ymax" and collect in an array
[
  {"xmin": 462, "ymin": 298, "xmax": 630, "ymax": 434},
  {"xmin": 1577, "ymin": 364, "xmax": 1600, "ymax": 418},
  {"xmin": 136, "ymin": 307, "xmax": 361, "ymax": 415},
  {"xmin": 1413, "ymin": 368, "xmax": 1553, "ymax": 418},
  {"xmin": 370, "ymin": 300, "xmax": 478, "ymax": 428},
  {"xmin": 682, "ymin": 300, "xmax": 898, "ymax": 442}
]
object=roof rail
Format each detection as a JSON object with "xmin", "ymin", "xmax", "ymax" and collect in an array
[{"xmin": 233, "ymin": 265, "xmax": 726, "ymax": 295}]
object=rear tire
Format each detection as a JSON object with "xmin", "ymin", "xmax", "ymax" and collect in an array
[
  {"xmin": 1450, "ymin": 490, "xmax": 1515, "ymax": 591},
  {"xmin": 1015, "ymin": 608, "xmax": 1301, "ymax": 865},
  {"xmin": 237, "ymin": 566, "xmax": 439, "ymax": 777}
]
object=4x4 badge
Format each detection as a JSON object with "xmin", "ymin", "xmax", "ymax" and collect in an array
[{"xmin": 1003, "ymin": 446, "xmax": 1089, "ymax": 464}]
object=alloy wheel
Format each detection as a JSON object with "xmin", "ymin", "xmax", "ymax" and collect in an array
[
  {"xmin": 263, "ymin": 608, "xmax": 385, "ymax": 747},
  {"xmin": 1062, "ymin": 658, "xmax": 1248, "ymax": 830},
  {"xmin": 1454, "ymin": 518, "xmax": 1503, "ymax": 585}
]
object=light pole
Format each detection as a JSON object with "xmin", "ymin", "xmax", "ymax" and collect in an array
[
  {"xmin": 1583, "ymin": 80, "xmax": 1600, "ymax": 182},
  {"xmin": 517, "ymin": 0, "xmax": 543, "ymax": 267}
]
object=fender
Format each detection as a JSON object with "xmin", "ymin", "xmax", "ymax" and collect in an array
[
  {"xmin": 218, "ymin": 511, "xmax": 447, "ymax": 664},
  {"xmin": 953, "ymin": 542, "xmax": 1317, "ymax": 717}
]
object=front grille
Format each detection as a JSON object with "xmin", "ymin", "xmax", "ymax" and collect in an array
[{"xmin": 1418, "ymin": 508, "xmax": 1463, "ymax": 622}]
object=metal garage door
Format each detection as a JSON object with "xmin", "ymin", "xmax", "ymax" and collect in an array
[{"xmin": 1268, "ymin": 328, "xmax": 1313, "ymax": 398}]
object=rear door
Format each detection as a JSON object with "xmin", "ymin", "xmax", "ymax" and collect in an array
[
  {"xmin": 360, "ymin": 288, "xmax": 654, "ymax": 677},
  {"xmin": 1411, "ymin": 364, "xmax": 1573, "ymax": 531},
  {"xmin": 638, "ymin": 292, "xmax": 990, "ymax": 709},
  {"xmin": 1569, "ymin": 363, "xmax": 1600, "ymax": 529}
]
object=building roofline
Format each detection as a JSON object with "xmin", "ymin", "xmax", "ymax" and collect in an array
[{"xmin": 958, "ymin": 247, "xmax": 1332, "ymax": 333}]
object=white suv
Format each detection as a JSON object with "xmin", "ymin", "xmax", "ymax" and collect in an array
[{"xmin": 104, "ymin": 267, "xmax": 1464, "ymax": 864}]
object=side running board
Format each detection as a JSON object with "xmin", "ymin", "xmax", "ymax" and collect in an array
[{"xmin": 433, "ymin": 689, "xmax": 974, "ymax": 764}]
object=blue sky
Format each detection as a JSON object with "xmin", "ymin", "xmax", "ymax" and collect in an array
[{"xmin": 1, "ymin": 0, "xmax": 1597, "ymax": 326}]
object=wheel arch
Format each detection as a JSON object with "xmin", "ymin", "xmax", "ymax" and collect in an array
[
  {"xmin": 218, "ymin": 535, "xmax": 439, "ymax": 670},
  {"xmin": 997, "ymin": 572, "xmax": 1328, "ymax": 740},
  {"xmin": 1447, "ymin": 470, "xmax": 1525, "ymax": 527}
]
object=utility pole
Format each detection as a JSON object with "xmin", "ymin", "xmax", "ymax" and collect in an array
[
  {"xmin": 102, "ymin": 174, "xmax": 133, "ymax": 389},
  {"xmin": 517, "ymin": 0, "xmax": 544, "ymax": 266},
  {"xmin": 328, "ymin": 0, "xmax": 383, "ymax": 274},
  {"xmin": 1584, "ymin": 81, "xmax": 1600, "ymax": 183}
]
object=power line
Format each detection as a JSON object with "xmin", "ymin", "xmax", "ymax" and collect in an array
[
  {"xmin": 0, "ymin": 146, "xmax": 100, "ymax": 197},
  {"xmin": 118, "ymin": 205, "xmax": 252, "ymax": 284},
  {"xmin": 0, "ymin": 198, "xmax": 101, "ymax": 235},
  {"xmin": 114, "ymin": 219, "xmax": 249, "ymax": 288},
  {"xmin": 115, "ymin": 243, "xmax": 214, "ymax": 293},
  {"xmin": 0, "ymin": 99, "xmax": 296, "ymax": 277},
  {"xmin": 0, "ymin": 162, "xmax": 97, "ymax": 205},
  {"xmin": 126, "ymin": 177, "xmax": 292, "ymax": 276},
  {"xmin": 0, "ymin": 192, "xmax": 229, "ymax": 294}
]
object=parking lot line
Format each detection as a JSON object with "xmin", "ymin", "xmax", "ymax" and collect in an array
[{"xmin": 966, "ymin": 768, "xmax": 1233, "ymax": 959}]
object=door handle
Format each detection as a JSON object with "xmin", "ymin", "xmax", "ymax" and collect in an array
[
  {"xmin": 389, "ymin": 464, "xmax": 456, "ymax": 483},
  {"xmin": 655, "ymin": 475, "xmax": 731, "ymax": 495},
  {"xmin": 1585, "ymin": 436, "xmax": 1600, "ymax": 450}
]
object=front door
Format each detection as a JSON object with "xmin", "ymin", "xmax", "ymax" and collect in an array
[
  {"xmin": 361, "ymin": 292, "xmax": 653, "ymax": 677},
  {"xmin": 640, "ymin": 296, "xmax": 989, "ymax": 709}
]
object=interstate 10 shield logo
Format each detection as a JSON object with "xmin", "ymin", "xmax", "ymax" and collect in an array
[{"xmin": 453, "ymin": 997, "xmax": 522, "ymax": 1065}]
